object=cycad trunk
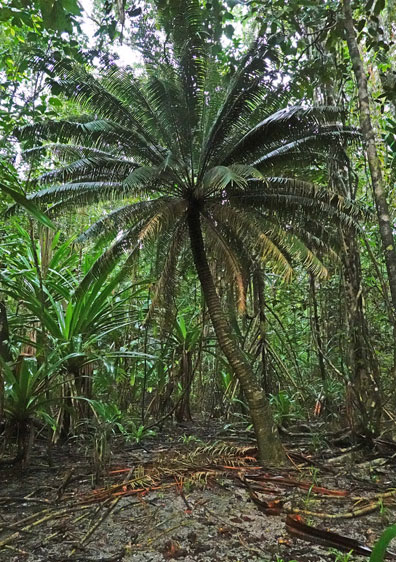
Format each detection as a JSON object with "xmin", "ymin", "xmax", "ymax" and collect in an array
[
  {"xmin": 187, "ymin": 205, "xmax": 285, "ymax": 464},
  {"xmin": 253, "ymin": 269, "xmax": 270, "ymax": 394}
]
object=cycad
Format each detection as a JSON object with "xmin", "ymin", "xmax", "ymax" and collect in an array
[{"xmin": 15, "ymin": 2, "xmax": 361, "ymax": 462}]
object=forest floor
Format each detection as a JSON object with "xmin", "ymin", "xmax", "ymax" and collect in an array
[{"xmin": 1, "ymin": 421, "xmax": 396, "ymax": 562}]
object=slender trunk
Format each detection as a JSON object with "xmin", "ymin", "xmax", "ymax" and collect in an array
[
  {"xmin": 187, "ymin": 205, "xmax": 285, "ymax": 464},
  {"xmin": 368, "ymin": 5, "xmax": 396, "ymax": 116},
  {"xmin": 175, "ymin": 349, "xmax": 193, "ymax": 422},
  {"xmin": 0, "ymin": 300, "xmax": 11, "ymax": 420},
  {"xmin": 341, "ymin": 230, "xmax": 382, "ymax": 437},
  {"xmin": 141, "ymin": 290, "xmax": 150, "ymax": 425},
  {"xmin": 309, "ymin": 274, "xmax": 326, "ymax": 385},
  {"xmin": 319, "ymin": 40, "xmax": 384, "ymax": 436},
  {"xmin": 343, "ymin": 0, "xmax": 396, "ymax": 370}
]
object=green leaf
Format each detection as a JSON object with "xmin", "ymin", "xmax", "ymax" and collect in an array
[
  {"xmin": 224, "ymin": 24, "xmax": 234, "ymax": 39},
  {"xmin": 0, "ymin": 7, "xmax": 12, "ymax": 21},
  {"xmin": 49, "ymin": 96, "xmax": 63, "ymax": 107},
  {"xmin": 373, "ymin": 0, "xmax": 385, "ymax": 15},
  {"xmin": 62, "ymin": 0, "xmax": 82, "ymax": 16},
  {"xmin": 369, "ymin": 525, "xmax": 396, "ymax": 562},
  {"xmin": 178, "ymin": 315, "xmax": 187, "ymax": 340},
  {"xmin": 39, "ymin": 0, "xmax": 72, "ymax": 32},
  {"xmin": 1, "ymin": 183, "xmax": 55, "ymax": 229}
]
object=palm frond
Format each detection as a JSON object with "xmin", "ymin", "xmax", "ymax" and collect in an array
[
  {"xmin": 209, "ymin": 203, "xmax": 294, "ymax": 280},
  {"xmin": 252, "ymin": 127, "xmax": 360, "ymax": 169},
  {"xmin": 202, "ymin": 164, "xmax": 262, "ymax": 197},
  {"xmin": 40, "ymin": 156, "xmax": 137, "ymax": 185},
  {"xmin": 199, "ymin": 37, "xmax": 270, "ymax": 177},
  {"xmin": 223, "ymin": 106, "xmax": 347, "ymax": 163},
  {"xmin": 137, "ymin": 199, "xmax": 187, "ymax": 244},
  {"xmin": 76, "ymin": 199, "xmax": 186, "ymax": 296},
  {"xmin": 77, "ymin": 199, "xmax": 168, "ymax": 243},
  {"xmin": 147, "ymin": 220, "xmax": 187, "ymax": 324}
]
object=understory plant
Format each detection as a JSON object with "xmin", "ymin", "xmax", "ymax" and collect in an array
[
  {"xmin": 369, "ymin": 525, "xmax": 396, "ymax": 562},
  {"xmin": 269, "ymin": 390, "xmax": 304, "ymax": 427},
  {"xmin": 87, "ymin": 399, "xmax": 156, "ymax": 482},
  {"xmin": 0, "ymin": 226, "xmax": 150, "ymax": 435},
  {"xmin": 2, "ymin": 351, "xmax": 81, "ymax": 465}
]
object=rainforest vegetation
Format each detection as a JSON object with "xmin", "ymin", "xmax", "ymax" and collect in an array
[{"xmin": 2, "ymin": 1, "xmax": 396, "ymax": 561}]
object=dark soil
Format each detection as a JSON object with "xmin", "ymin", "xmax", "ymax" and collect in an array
[{"xmin": 1, "ymin": 422, "xmax": 396, "ymax": 562}]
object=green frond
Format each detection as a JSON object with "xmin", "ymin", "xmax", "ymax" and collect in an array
[
  {"xmin": 17, "ymin": 118, "xmax": 164, "ymax": 165},
  {"xmin": 199, "ymin": 37, "xmax": 270, "ymax": 176},
  {"xmin": 223, "ymin": 106, "xmax": 347, "ymax": 163},
  {"xmin": 202, "ymin": 164, "xmax": 262, "ymax": 196},
  {"xmin": 17, "ymin": 119, "xmax": 115, "ymax": 146},
  {"xmin": 40, "ymin": 156, "xmax": 137, "ymax": 185},
  {"xmin": 144, "ymin": 74, "xmax": 192, "ymax": 173},
  {"xmin": 230, "ymin": 177, "xmax": 363, "ymax": 228},
  {"xmin": 123, "ymin": 162, "xmax": 181, "ymax": 196},
  {"xmin": 51, "ymin": 65, "xmax": 155, "ymax": 142},
  {"xmin": 208, "ymin": 203, "xmax": 294, "ymax": 280},
  {"xmin": 77, "ymin": 199, "xmax": 168, "ymax": 243},
  {"xmin": 28, "ymin": 181, "xmax": 123, "ymax": 206},
  {"xmin": 147, "ymin": 220, "xmax": 187, "ymax": 323},
  {"xmin": 24, "ymin": 143, "xmax": 122, "ymax": 162},
  {"xmin": 252, "ymin": 128, "xmax": 360, "ymax": 170}
]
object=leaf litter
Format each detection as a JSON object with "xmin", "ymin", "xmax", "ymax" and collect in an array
[{"xmin": 1, "ymin": 422, "xmax": 396, "ymax": 562}]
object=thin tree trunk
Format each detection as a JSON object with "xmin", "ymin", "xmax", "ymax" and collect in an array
[
  {"xmin": 341, "ymin": 229, "xmax": 382, "ymax": 437},
  {"xmin": 0, "ymin": 300, "xmax": 12, "ymax": 420},
  {"xmin": 368, "ymin": 3, "xmax": 396, "ymax": 116},
  {"xmin": 309, "ymin": 273, "xmax": 326, "ymax": 385},
  {"xmin": 318, "ymin": 39, "xmax": 383, "ymax": 437},
  {"xmin": 175, "ymin": 349, "xmax": 194, "ymax": 422},
  {"xmin": 343, "ymin": 0, "xmax": 396, "ymax": 373},
  {"xmin": 187, "ymin": 205, "xmax": 285, "ymax": 464}
]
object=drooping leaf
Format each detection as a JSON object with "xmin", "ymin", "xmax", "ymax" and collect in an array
[{"xmin": 2, "ymin": 183, "xmax": 55, "ymax": 229}]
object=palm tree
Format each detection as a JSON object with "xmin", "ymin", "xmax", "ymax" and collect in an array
[{"xmin": 15, "ymin": 1, "xmax": 361, "ymax": 462}]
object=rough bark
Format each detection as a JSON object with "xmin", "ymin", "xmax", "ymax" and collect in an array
[
  {"xmin": 187, "ymin": 204, "xmax": 285, "ymax": 464},
  {"xmin": 369, "ymin": 3, "xmax": 396, "ymax": 116},
  {"xmin": 253, "ymin": 269, "xmax": 270, "ymax": 394},
  {"xmin": 309, "ymin": 274, "xmax": 326, "ymax": 385},
  {"xmin": 343, "ymin": 0, "xmax": 396, "ymax": 329},
  {"xmin": 341, "ymin": 229, "xmax": 382, "ymax": 437},
  {"xmin": 175, "ymin": 350, "xmax": 194, "ymax": 422},
  {"xmin": 0, "ymin": 301, "xmax": 11, "ymax": 419}
]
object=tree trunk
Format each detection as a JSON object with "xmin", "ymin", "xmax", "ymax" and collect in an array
[
  {"xmin": 0, "ymin": 301, "xmax": 11, "ymax": 420},
  {"xmin": 368, "ymin": 2, "xmax": 396, "ymax": 116},
  {"xmin": 343, "ymin": 0, "xmax": 396, "ymax": 368},
  {"xmin": 175, "ymin": 349, "xmax": 194, "ymax": 422},
  {"xmin": 253, "ymin": 269, "xmax": 270, "ymax": 394},
  {"xmin": 341, "ymin": 229, "xmax": 382, "ymax": 437},
  {"xmin": 309, "ymin": 273, "xmax": 326, "ymax": 385},
  {"xmin": 187, "ymin": 205, "xmax": 285, "ymax": 464}
]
